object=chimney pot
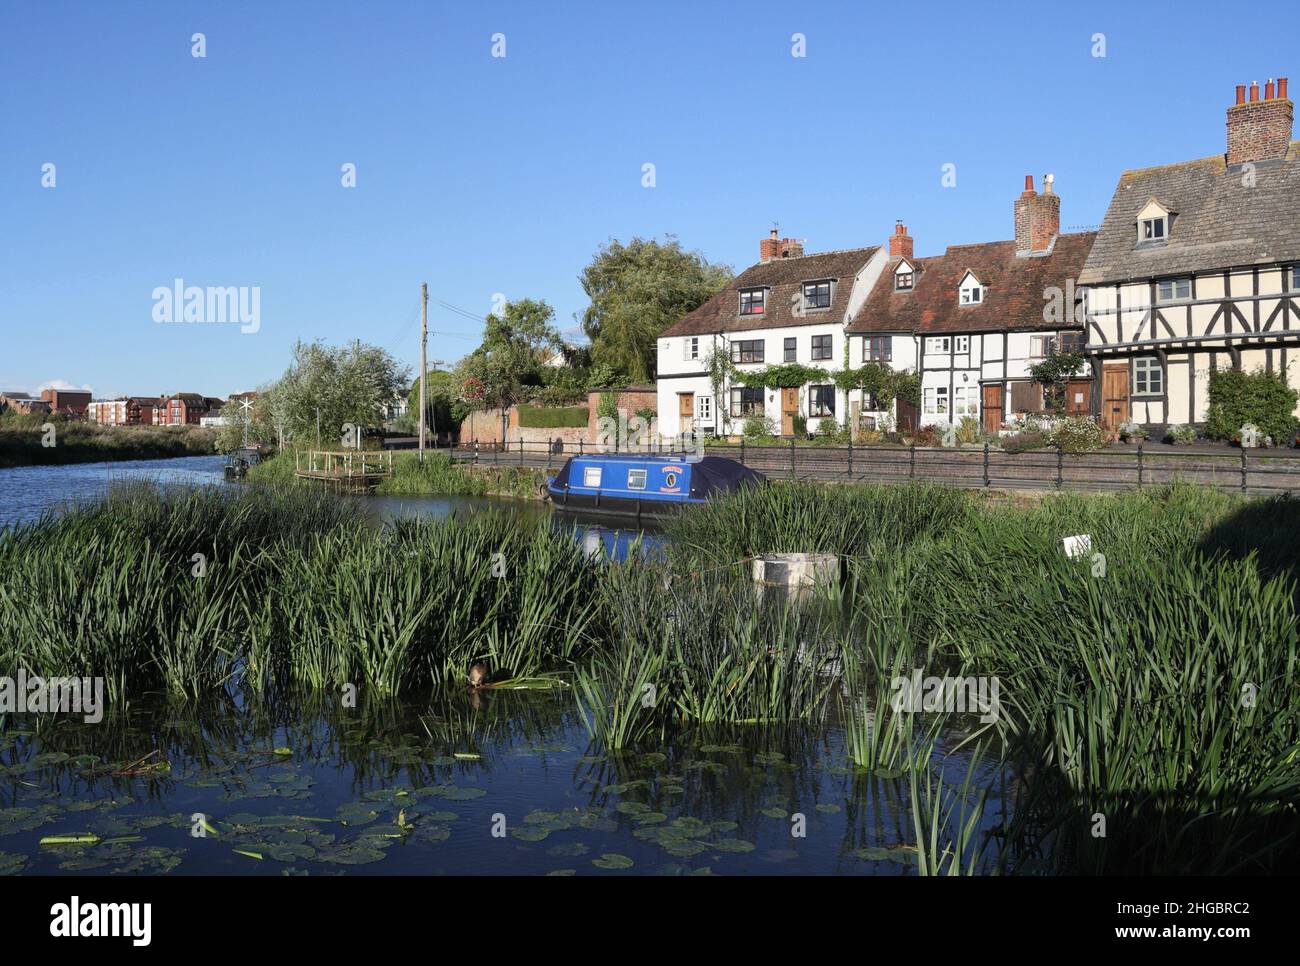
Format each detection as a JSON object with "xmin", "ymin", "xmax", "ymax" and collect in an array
[
  {"xmin": 1266, "ymin": 79, "xmax": 1275, "ymax": 100},
  {"xmin": 1236, "ymin": 84, "xmax": 1247, "ymax": 105},
  {"xmin": 1250, "ymin": 81, "xmax": 1260, "ymax": 102},
  {"xmin": 1023, "ymin": 174, "xmax": 1034, "ymax": 193},
  {"xmin": 1015, "ymin": 174, "xmax": 1060, "ymax": 254},
  {"xmin": 1280, "ymin": 77, "xmax": 1289, "ymax": 100}
]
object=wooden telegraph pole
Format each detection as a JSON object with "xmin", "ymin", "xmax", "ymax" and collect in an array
[{"xmin": 418, "ymin": 282, "xmax": 428, "ymax": 462}]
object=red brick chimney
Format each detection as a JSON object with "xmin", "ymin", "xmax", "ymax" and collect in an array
[
  {"xmin": 759, "ymin": 228, "xmax": 805, "ymax": 262},
  {"xmin": 1227, "ymin": 76, "xmax": 1293, "ymax": 165},
  {"xmin": 1013, "ymin": 174, "xmax": 1060, "ymax": 254},
  {"xmin": 889, "ymin": 220, "xmax": 913, "ymax": 261}
]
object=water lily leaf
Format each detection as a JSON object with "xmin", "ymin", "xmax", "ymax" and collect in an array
[
  {"xmin": 815, "ymin": 803, "xmax": 841, "ymax": 814},
  {"xmin": 438, "ymin": 786, "xmax": 486, "ymax": 801},
  {"xmin": 660, "ymin": 840, "xmax": 708, "ymax": 857},
  {"xmin": 632, "ymin": 812, "xmax": 668, "ymax": 825},
  {"xmin": 592, "ymin": 853, "xmax": 634, "ymax": 870},
  {"xmin": 510, "ymin": 827, "xmax": 550, "ymax": 842},
  {"xmin": 546, "ymin": 868, "xmax": 577, "ymax": 876},
  {"xmin": 320, "ymin": 845, "xmax": 387, "ymax": 866},
  {"xmin": 712, "ymin": 838, "xmax": 757, "ymax": 853},
  {"xmin": 0, "ymin": 852, "xmax": 28, "ymax": 875},
  {"xmin": 615, "ymin": 801, "xmax": 649, "ymax": 814},
  {"xmin": 760, "ymin": 807, "xmax": 789, "ymax": 819},
  {"xmin": 547, "ymin": 842, "xmax": 590, "ymax": 857}
]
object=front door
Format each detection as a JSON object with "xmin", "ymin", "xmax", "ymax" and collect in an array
[
  {"xmin": 895, "ymin": 397, "xmax": 918, "ymax": 434},
  {"xmin": 981, "ymin": 384, "xmax": 1003, "ymax": 434},
  {"xmin": 1065, "ymin": 379, "xmax": 1092, "ymax": 415},
  {"xmin": 781, "ymin": 387, "xmax": 799, "ymax": 436},
  {"xmin": 677, "ymin": 393, "xmax": 694, "ymax": 432},
  {"xmin": 1102, "ymin": 364, "xmax": 1129, "ymax": 431}
]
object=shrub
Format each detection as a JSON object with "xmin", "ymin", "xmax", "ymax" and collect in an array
[
  {"xmin": 956, "ymin": 416, "xmax": 981, "ymax": 445},
  {"xmin": 912, "ymin": 425, "xmax": 942, "ymax": 447},
  {"xmin": 1001, "ymin": 431, "xmax": 1051, "ymax": 453},
  {"xmin": 1164, "ymin": 423, "xmax": 1197, "ymax": 445},
  {"xmin": 856, "ymin": 428, "xmax": 884, "ymax": 445},
  {"xmin": 792, "ymin": 414, "xmax": 808, "ymax": 438},
  {"xmin": 516, "ymin": 405, "xmax": 589, "ymax": 429},
  {"xmin": 1119, "ymin": 421, "xmax": 1149, "ymax": 442},
  {"xmin": 741, "ymin": 415, "xmax": 777, "ymax": 438},
  {"xmin": 1050, "ymin": 415, "xmax": 1107, "ymax": 453},
  {"xmin": 1205, "ymin": 368, "xmax": 1300, "ymax": 444}
]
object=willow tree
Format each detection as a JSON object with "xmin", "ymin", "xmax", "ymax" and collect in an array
[{"xmin": 580, "ymin": 236, "xmax": 732, "ymax": 382}]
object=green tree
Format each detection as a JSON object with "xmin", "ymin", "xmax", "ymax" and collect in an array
[
  {"xmin": 274, "ymin": 339, "xmax": 410, "ymax": 447},
  {"xmin": 580, "ymin": 236, "xmax": 732, "ymax": 382},
  {"xmin": 454, "ymin": 298, "xmax": 562, "ymax": 412}
]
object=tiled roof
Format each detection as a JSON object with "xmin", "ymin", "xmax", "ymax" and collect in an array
[
  {"xmin": 848, "ymin": 232, "xmax": 1096, "ymax": 335},
  {"xmin": 660, "ymin": 247, "xmax": 878, "ymax": 337},
  {"xmin": 1079, "ymin": 142, "xmax": 1300, "ymax": 285}
]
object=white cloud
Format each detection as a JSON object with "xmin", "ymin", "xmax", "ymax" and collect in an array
[{"xmin": 37, "ymin": 378, "xmax": 93, "ymax": 394}]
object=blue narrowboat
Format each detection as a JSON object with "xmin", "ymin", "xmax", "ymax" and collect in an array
[{"xmin": 545, "ymin": 454, "xmax": 765, "ymax": 517}]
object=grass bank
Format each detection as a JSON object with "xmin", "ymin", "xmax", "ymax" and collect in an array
[
  {"xmin": 246, "ymin": 449, "xmax": 548, "ymax": 500},
  {"xmin": 4, "ymin": 480, "xmax": 1297, "ymax": 873},
  {"xmin": 0, "ymin": 414, "xmax": 217, "ymax": 468}
]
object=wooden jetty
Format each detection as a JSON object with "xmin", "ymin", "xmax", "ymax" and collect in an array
[{"xmin": 294, "ymin": 450, "xmax": 393, "ymax": 491}]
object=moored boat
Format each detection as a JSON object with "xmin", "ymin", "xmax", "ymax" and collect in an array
[{"xmin": 545, "ymin": 454, "xmax": 765, "ymax": 517}]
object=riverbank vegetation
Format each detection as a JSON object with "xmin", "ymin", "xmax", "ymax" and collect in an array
[
  {"xmin": 246, "ymin": 450, "xmax": 547, "ymax": 500},
  {"xmin": 3, "ymin": 480, "xmax": 1296, "ymax": 874},
  {"xmin": 0, "ymin": 412, "xmax": 217, "ymax": 468}
]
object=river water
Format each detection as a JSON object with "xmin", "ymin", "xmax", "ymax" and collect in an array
[
  {"xmin": 0, "ymin": 456, "xmax": 998, "ymax": 876},
  {"xmin": 0, "ymin": 455, "xmax": 660, "ymax": 559}
]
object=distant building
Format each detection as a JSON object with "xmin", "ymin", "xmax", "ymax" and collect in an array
[
  {"xmin": 87, "ymin": 396, "xmax": 160, "ymax": 426},
  {"xmin": 0, "ymin": 391, "xmax": 51, "ymax": 415},
  {"xmin": 155, "ymin": 393, "xmax": 224, "ymax": 426},
  {"xmin": 41, "ymin": 388, "xmax": 91, "ymax": 418}
]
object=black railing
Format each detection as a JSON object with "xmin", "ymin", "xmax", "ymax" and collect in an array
[{"xmin": 445, "ymin": 437, "xmax": 1300, "ymax": 494}]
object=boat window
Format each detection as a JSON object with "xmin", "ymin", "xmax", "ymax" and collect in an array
[
  {"xmin": 583, "ymin": 466, "xmax": 602, "ymax": 487},
  {"xmin": 627, "ymin": 469, "xmax": 647, "ymax": 490}
]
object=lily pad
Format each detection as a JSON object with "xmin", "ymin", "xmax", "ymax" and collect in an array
[{"xmin": 592, "ymin": 852, "xmax": 634, "ymax": 870}]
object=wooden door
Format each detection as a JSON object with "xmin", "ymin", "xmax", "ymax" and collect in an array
[
  {"xmin": 1065, "ymin": 379, "xmax": 1092, "ymax": 415},
  {"xmin": 1101, "ymin": 364, "xmax": 1129, "ymax": 431},
  {"xmin": 677, "ymin": 393, "xmax": 694, "ymax": 432},
  {"xmin": 981, "ymin": 384, "xmax": 1003, "ymax": 433},
  {"xmin": 896, "ymin": 397, "xmax": 918, "ymax": 434},
  {"xmin": 781, "ymin": 387, "xmax": 799, "ymax": 436}
]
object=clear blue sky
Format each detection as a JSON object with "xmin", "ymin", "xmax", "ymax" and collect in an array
[{"xmin": 2, "ymin": 0, "xmax": 1292, "ymax": 398}]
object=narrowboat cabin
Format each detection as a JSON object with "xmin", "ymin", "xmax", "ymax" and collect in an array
[{"xmin": 545, "ymin": 454, "xmax": 764, "ymax": 517}]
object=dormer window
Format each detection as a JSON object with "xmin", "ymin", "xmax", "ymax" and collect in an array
[
  {"xmin": 739, "ymin": 287, "xmax": 765, "ymax": 315},
  {"xmin": 802, "ymin": 280, "xmax": 832, "ymax": 310},
  {"xmin": 1136, "ymin": 199, "xmax": 1173, "ymax": 246},
  {"xmin": 895, "ymin": 272, "xmax": 914, "ymax": 291},
  {"xmin": 958, "ymin": 272, "xmax": 983, "ymax": 305}
]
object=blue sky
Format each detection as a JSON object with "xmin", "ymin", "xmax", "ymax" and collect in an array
[{"xmin": 2, "ymin": 0, "xmax": 1293, "ymax": 398}]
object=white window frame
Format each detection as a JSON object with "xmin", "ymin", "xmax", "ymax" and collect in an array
[
  {"xmin": 895, "ymin": 271, "xmax": 913, "ymax": 291},
  {"xmin": 925, "ymin": 337, "xmax": 951, "ymax": 354},
  {"xmin": 1156, "ymin": 278, "xmax": 1192, "ymax": 303},
  {"xmin": 696, "ymin": 394, "xmax": 713, "ymax": 425},
  {"xmin": 802, "ymin": 280, "xmax": 832, "ymax": 311},
  {"xmin": 683, "ymin": 336, "xmax": 699, "ymax": 361},
  {"xmin": 1140, "ymin": 217, "xmax": 1166, "ymax": 243},
  {"xmin": 583, "ymin": 466, "xmax": 602, "ymax": 487},
  {"xmin": 1291, "ymin": 265, "xmax": 1299, "ymax": 290},
  {"xmin": 953, "ymin": 335, "xmax": 970, "ymax": 353},
  {"xmin": 1029, "ymin": 335, "xmax": 1056, "ymax": 358},
  {"xmin": 1133, "ymin": 356, "xmax": 1164, "ymax": 397},
  {"xmin": 960, "ymin": 283, "xmax": 983, "ymax": 305},
  {"xmin": 954, "ymin": 385, "xmax": 978, "ymax": 418},
  {"xmin": 923, "ymin": 386, "xmax": 950, "ymax": 416}
]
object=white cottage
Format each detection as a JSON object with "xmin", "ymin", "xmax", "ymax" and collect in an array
[
  {"xmin": 655, "ymin": 230, "xmax": 887, "ymax": 439},
  {"xmin": 847, "ymin": 180, "xmax": 1095, "ymax": 432}
]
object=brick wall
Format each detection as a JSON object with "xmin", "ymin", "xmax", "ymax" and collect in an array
[{"xmin": 1227, "ymin": 81, "xmax": 1293, "ymax": 165}]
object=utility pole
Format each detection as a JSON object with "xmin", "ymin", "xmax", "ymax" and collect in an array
[{"xmin": 419, "ymin": 282, "xmax": 428, "ymax": 462}]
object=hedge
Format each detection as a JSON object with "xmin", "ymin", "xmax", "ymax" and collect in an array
[{"xmin": 516, "ymin": 405, "xmax": 589, "ymax": 429}]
